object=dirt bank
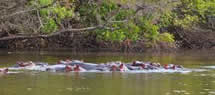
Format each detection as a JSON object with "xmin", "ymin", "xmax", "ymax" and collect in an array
[{"xmin": 170, "ymin": 27, "xmax": 215, "ymax": 49}]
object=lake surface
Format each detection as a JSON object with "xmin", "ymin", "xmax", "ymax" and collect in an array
[{"xmin": 0, "ymin": 50, "xmax": 215, "ymax": 95}]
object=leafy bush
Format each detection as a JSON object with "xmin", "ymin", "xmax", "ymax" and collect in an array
[
  {"xmin": 31, "ymin": 0, "xmax": 75, "ymax": 33},
  {"xmin": 42, "ymin": 18, "xmax": 58, "ymax": 33},
  {"xmin": 181, "ymin": 0, "xmax": 215, "ymax": 18},
  {"xmin": 174, "ymin": 14, "xmax": 199, "ymax": 28},
  {"xmin": 170, "ymin": 0, "xmax": 215, "ymax": 28},
  {"xmin": 80, "ymin": 0, "xmax": 175, "ymax": 45},
  {"xmin": 159, "ymin": 12, "xmax": 176, "ymax": 28},
  {"xmin": 159, "ymin": 32, "xmax": 175, "ymax": 43}
]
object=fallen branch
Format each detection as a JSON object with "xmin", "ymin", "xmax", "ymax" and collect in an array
[{"xmin": 48, "ymin": 26, "xmax": 101, "ymax": 37}]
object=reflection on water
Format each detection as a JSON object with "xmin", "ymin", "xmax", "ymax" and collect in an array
[{"xmin": 0, "ymin": 50, "xmax": 215, "ymax": 95}]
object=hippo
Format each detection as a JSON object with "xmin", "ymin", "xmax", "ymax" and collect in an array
[
  {"xmin": 109, "ymin": 63, "xmax": 130, "ymax": 72},
  {"xmin": 15, "ymin": 61, "xmax": 35, "ymax": 67},
  {"xmin": 163, "ymin": 64, "xmax": 184, "ymax": 70},
  {"xmin": 0, "ymin": 68, "xmax": 8, "ymax": 73}
]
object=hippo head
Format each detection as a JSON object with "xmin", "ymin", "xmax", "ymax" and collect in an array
[
  {"xmin": 164, "ymin": 64, "xmax": 168, "ymax": 69},
  {"xmin": 111, "ymin": 65, "xmax": 118, "ymax": 71},
  {"xmin": 57, "ymin": 60, "xmax": 63, "ymax": 64},
  {"xmin": 4, "ymin": 68, "xmax": 8, "ymax": 73},
  {"xmin": 132, "ymin": 61, "xmax": 136, "ymax": 66},
  {"xmin": 141, "ymin": 64, "xmax": 145, "ymax": 69},
  {"xmin": 65, "ymin": 65, "xmax": 73, "ymax": 72},
  {"xmin": 74, "ymin": 65, "xmax": 80, "ymax": 72},
  {"xmin": 119, "ymin": 64, "xmax": 124, "ymax": 71}
]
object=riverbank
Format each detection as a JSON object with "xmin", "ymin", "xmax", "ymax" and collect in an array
[
  {"xmin": 0, "ymin": 0, "xmax": 214, "ymax": 51},
  {"xmin": 0, "ymin": 27, "xmax": 215, "ymax": 51}
]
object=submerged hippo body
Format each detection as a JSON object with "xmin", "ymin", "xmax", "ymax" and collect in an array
[
  {"xmin": 62, "ymin": 61, "xmax": 100, "ymax": 71},
  {"xmin": 46, "ymin": 64, "xmax": 66, "ymax": 72}
]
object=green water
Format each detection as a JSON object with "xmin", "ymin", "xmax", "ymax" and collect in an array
[{"xmin": 0, "ymin": 50, "xmax": 215, "ymax": 95}]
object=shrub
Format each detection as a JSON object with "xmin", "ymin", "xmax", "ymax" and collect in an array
[
  {"xmin": 159, "ymin": 32, "xmax": 175, "ymax": 43},
  {"xmin": 31, "ymin": 0, "xmax": 75, "ymax": 33}
]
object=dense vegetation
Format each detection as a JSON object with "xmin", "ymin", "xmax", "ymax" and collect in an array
[{"xmin": 0, "ymin": 0, "xmax": 214, "ymax": 50}]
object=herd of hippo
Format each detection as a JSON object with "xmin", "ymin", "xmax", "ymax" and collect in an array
[{"xmin": 0, "ymin": 60, "xmax": 186, "ymax": 74}]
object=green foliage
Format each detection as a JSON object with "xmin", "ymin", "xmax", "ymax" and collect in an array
[
  {"xmin": 79, "ymin": 0, "xmax": 118, "ymax": 25},
  {"xmin": 159, "ymin": 12, "xmax": 176, "ymax": 27},
  {"xmin": 80, "ymin": 0, "xmax": 140, "ymax": 42},
  {"xmin": 39, "ymin": 0, "xmax": 53, "ymax": 6},
  {"xmin": 31, "ymin": 0, "xmax": 75, "ymax": 33},
  {"xmin": 78, "ymin": 0, "xmax": 175, "ymax": 46},
  {"xmin": 159, "ymin": 32, "xmax": 175, "ymax": 43},
  {"xmin": 157, "ymin": 0, "xmax": 215, "ymax": 29},
  {"xmin": 99, "ymin": 0, "xmax": 118, "ymax": 18},
  {"xmin": 82, "ymin": 0, "xmax": 175, "ymax": 45},
  {"xmin": 174, "ymin": 14, "xmax": 199, "ymax": 28},
  {"xmin": 42, "ymin": 18, "xmax": 58, "ymax": 33},
  {"xmin": 95, "ymin": 21, "xmax": 140, "ymax": 42},
  {"xmin": 138, "ymin": 16, "xmax": 175, "ymax": 45},
  {"xmin": 114, "ymin": 9, "xmax": 135, "ymax": 20},
  {"xmin": 139, "ymin": 17, "xmax": 159, "ymax": 43},
  {"xmin": 171, "ymin": 0, "xmax": 215, "ymax": 28},
  {"xmin": 181, "ymin": 0, "xmax": 215, "ymax": 18}
]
